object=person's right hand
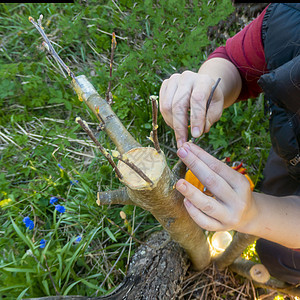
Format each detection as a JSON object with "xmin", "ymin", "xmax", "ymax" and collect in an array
[{"xmin": 159, "ymin": 71, "xmax": 224, "ymax": 148}]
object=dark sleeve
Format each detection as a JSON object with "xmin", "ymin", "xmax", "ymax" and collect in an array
[{"xmin": 207, "ymin": 6, "xmax": 269, "ymax": 101}]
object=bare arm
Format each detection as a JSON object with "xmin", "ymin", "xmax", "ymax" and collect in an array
[
  {"xmin": 198, "ymin": 58, "xmax": 242, "ymax": 109},
  {"xmin": 159, "ymin": 57, "xmax": 242, "ymax": 148},
  {"xmin": 245, "ymin": 192, "xmax": 300, "ymax": 249}
]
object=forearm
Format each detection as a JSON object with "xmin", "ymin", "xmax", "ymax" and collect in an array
[
  {"xmin": 242, "ymin": 192, "xmax": 300, "ymax": 249},
  {"xmin": 198, "ymin": 57, "xmax": 242, "ymax": 108}
]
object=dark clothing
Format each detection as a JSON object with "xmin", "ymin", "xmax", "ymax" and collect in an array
[
  {"xmin": 255, "ymin": 3, "xmax": 300, "ymax": 285},
  {"xmin": 261, "ymin": 148, "xmax": 300, "ymax": 197},
  {"xmin": 257, "ymin": 148, "xmax": 300, "ymax": 285},
  {"xmin": 208, "ymin": 3, "xmax": 300, "ymax": 284}
]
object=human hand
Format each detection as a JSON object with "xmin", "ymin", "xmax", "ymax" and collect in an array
[
  {"xmin": 175, "ymin": 142, "xmax": 256, "ymax": 232},
  {"xmin": 159, "ymin": 71, "xmax": 224, "ymax": 148}
]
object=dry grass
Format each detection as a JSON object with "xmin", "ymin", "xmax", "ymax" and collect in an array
[{"xmin": 179, "ymin": 265, "xmax": 298, "ymax": 300}]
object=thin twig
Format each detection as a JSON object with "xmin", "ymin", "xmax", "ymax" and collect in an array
[
  {"xmin": 94, "ymin": 105, "xmax": 105, "ymax": 130},
  {"xmin": 191, "ymin": 77, "xmax": 221, "ymax": 143},
  {"xmin": 29, "ymin": 15, "xmax": 75, "ymax": 79},
  {"xmin": 206, "ymin": 77, "xmax": 221, "ymax": 117},
  {"xmin": 117, "ymin": 154, "xmax": 154, "ymax": 186},
  {"xmin": 150, "ymin": 95, "xmax": 161, "ymax": 153},
  {"xmin": 43, "ymin": 254, "xmax": 60, "ymax": 296},
  {"xmin": 75, "ymin": 117, "xmax": 123, "ymax": 179},
  {"xmin": 106, "ymin": 32, "xmax": 117, "ymax": 105}
]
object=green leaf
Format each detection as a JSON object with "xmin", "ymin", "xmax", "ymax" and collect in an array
[
  {"xmin": 16, "ymin": 287, "xmax": 30, "ymax": 300},
  {"xmin": 3, "ymin": 267, "xmax": 36, "ymax": 273},
  {"xmin": 105, "ymin": 227, "xmax": 117, "ymax": 242},
  {"xmin": 10, "ymin": 218, "xmax": 35, "ymax": 252}
]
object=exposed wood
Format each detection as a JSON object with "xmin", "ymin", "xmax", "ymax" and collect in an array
[
  {"xmin": 249, "ymin": 264, "xmax": 270, "ymax": 283},
  {"xmin": 213, "ymin": 232, "xmax": 257, "ymax": 270},
  {"xmin": 72, "ymin": 75, "xmax": 140, "ymax": 154},
  {"xmin": 230, "ymin": 258, "xmax": 300, "ymax": 297},
  {"xmin": 97, "ymin": 188, "xmax": 134, "ymax": 205}
]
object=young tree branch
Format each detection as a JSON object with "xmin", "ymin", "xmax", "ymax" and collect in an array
[
  {"xmin": 29, "ymin": 16, "xmax": 140, "ymax": 154},
  {"xmin": 29, "ymin": 16, "xmax": 75, "ymax": 79},
  {"xmin": 75, "ymin": 117, "xmax": 123, "ymax": 179},
  {"xmin": 72, "ymin": 75, "xmax": 140, "ymax": 154},
  {"xmin": 97, "ymin": 188, "xmax": 134, "ymax": 206},
  {"xmin": 150, "ymin": 95, "xmax": 161, "ymax": 153},
  {"xmin": 230, "ymin": 258, "xmax": 300, "ymax": 297},
  {"xmin": 106, "ymin": 32, "xmax": 117, "ymax": 105}
]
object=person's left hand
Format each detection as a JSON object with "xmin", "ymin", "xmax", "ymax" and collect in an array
[{"xmin": 176, "ymin": 142, "xmax": 256, "ymax": 232}]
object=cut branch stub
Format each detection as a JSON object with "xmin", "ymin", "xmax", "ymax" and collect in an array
[
  {"xmin": 213, "ymin": 232, "xmax": 257, "ymax": 270},
  {"xmin": 118, "ymin": 147, "xmax": 163, "ymax": 191},
  {"xmin": 72, "ymin": 75, "xmax": 140, "ymax": 154},
  {"xmin": 117, "ymin": 146, "xmax": 211, "ymax": 271}
]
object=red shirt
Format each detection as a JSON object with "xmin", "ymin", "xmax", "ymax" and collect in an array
[{"xmin": 207, "ymin": 6, "xmax": 269, "ymax": 101}]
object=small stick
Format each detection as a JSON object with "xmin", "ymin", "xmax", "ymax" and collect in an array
[
  {"xmin": 94, "ymin": 105, "xmax": 105, "ymax": 130},
  {"xmin": 191, "ymin": 77, "xmax": 221, "ymax": 143},
  {"xmin": 106, "ymin": 32, "xmax": 117, "ymax": 105},
  {"xmin": 29, "ymin": 15, "xmax": 75, "ymax": 79},
  {"xmin": 75, "ymin": 117, "xmax": 123, "ymax": 179},
  {"xmin": 113, "ymin": 151, "xmax": 154, "ymax": 186},
  {"xmin": 150, "ymin": 95, "xmax": 161, "ymax": 153},
  {"xmin": 205, "ymin": 77, "xmax": 221, "ymax": 117}
]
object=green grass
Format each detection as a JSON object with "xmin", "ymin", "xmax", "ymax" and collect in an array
[{"xmin": 0, "ymin": 1, "xmax": 270, "ymax": 298}]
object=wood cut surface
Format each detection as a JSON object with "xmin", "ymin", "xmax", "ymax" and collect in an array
[{"xmin": 118, "ymin": 147, "xmax": 166, "ymax": 189}]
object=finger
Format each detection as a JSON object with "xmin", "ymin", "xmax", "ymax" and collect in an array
[
  {"xmin": 159, "ymin": 78, "xmax": 178, "ymax": 128},
  {"xmin": 171, "ymin": 82, "xmax": 192, "ymax": 148},
  {"xmin": 176, "ymin": 179, "xmax": 225, "ymax": 220},
  {"xmin": 186, "ymin": 142, "xmax": 246, "ymax": 190},
  {"xmin": 184, "ymin": 198, "xmax": 223, "ymax": 231},
  {"xmin": 177, "ymin": 144, "xmax": 234, "ymax": 202},
  {"xmin": 190, "ymin": 82, "xmax": 212, "ymax": 137}
]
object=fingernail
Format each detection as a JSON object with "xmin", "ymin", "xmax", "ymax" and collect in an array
[
  {"xmin": 184, "ymin": 198, "xmax": 192, "ymax": 208},
  {"xmin": 177, "ymin": 139, "xmax": 183, "ymax": 149},
  {"xmin": 176, "ymin": 182, "xmax": 186, "ymax": 192},
  {"xmin": 183, "ymin": 142, "xmax": 191, "ymax": 150},
  {"xmin": 192, "ymin": 127, "xmax": 200, "ymax": 138},
  {"xmin": 177, "ymin": 147, "xmax": 188, "ymax": 158}
]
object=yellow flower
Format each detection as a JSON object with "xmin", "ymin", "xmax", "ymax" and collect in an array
[{"xmin": 0, "ymin": 198, "xmax": 12, "ymax": 207}]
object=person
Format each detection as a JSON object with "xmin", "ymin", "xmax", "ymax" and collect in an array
[{"xmin": 159, "ymin": 3, "xmax": 300, "ymax": 284}]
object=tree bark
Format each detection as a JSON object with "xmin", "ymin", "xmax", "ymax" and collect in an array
[
  {"xmin": 115, "ymin": 147, "xmax": 211, "ymax": 271},
  {"xmin": 71, "ymin": 75, "xmax": 140, "ymax": 154}
]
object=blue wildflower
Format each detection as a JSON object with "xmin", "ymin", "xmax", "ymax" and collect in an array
[
  {"xmin": 50, "ymin": 196, "xmax": 58, "ymax": 205},
  {"xmin": 27, "ymin": 220, "xmax": 34, "ymax": 230},
  {"xmin": 57, "ymin": 163, "xmax": 64, "ymax": 170},
  {"xmin": 23, "ymin": 217, "xmax": 34, "ymax": 230},
  {"xmin": 70, "ymin": 180, "xmax": 79, "ymax": 185},
  {"xmin": 23, "ymin": 216, "xmax": 30, "ymax": 224},
  {"xmin": 74, "ymin": 236, "xmax": 82, "ymax": 243},
  {"xmin": 40, "ymin": 239, "xmax": 46, "ymax": 249},
  {"xmin": 55, "ymin": 204, "xmax": 66, "ymax": 213}
]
